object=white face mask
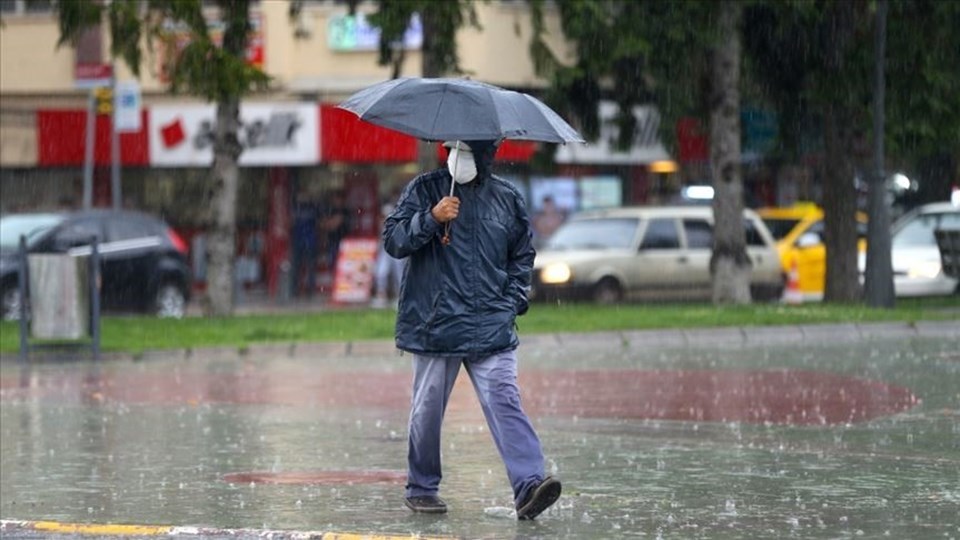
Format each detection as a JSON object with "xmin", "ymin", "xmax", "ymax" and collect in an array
[{"xmin": 447, "ymin": 144, "xmax": 477, "ymax": 185}]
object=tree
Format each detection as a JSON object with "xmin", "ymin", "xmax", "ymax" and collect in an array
[
  {"xmin": 744, "ymin": 0, "xmax": 960, "ymax": 303},
  {"xmin": 709, "ymin": 1, "xmax": 751, "ymax": 304},
  {"xmin": 56, "ymin": 0, "xmax": 268, "ymax": 316},
  {"xmin": 530, "ymin": 0, "xmax": 753, "ymax": 304},
  {"xmin": 365, "ymin": 0, "xmax": 480, "ymax": 172}
]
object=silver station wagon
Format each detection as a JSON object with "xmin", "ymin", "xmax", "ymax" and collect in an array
[{"xmin": 531, "ymin": 206, "xmax": 786, "ymax": 303}]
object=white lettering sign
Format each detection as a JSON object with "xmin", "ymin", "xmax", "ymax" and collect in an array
[{"xmin": 149, "ymin": 103, "xmax": 319, "ymax": 167}]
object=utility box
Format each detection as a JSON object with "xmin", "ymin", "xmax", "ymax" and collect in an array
[{"xmin": 28, "ymin": 254, "xmax": 90, "ymax": 340}]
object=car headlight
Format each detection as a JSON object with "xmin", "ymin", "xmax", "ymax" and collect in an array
[
  {"xmin": 541, "ymin": 263, "xmax": 572, "ymax": 284},
  {"xmin": 907, "ymin": 261, "xmax": 942, "ymax": 279}
]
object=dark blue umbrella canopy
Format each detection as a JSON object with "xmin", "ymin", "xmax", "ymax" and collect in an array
[{"xmin": 337, "ymin": 77, "xmax": 585, "ymax": 144}]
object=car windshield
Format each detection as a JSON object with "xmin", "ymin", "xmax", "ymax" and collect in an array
[
  {"xmin": 545, "ymin": 218, "xmax": 639, "ymax": 250},
  {"xmin": 761, "ymin": 218, "xmax": 802, "ymax": 240},
  {"xmin": 0, "ymin": 214, "xmax": 65, "ymax": 252},
  {"xmin": 893, "ymin": 211, "xmax": 960, "ymax": 248}
]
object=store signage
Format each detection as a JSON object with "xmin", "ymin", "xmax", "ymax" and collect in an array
[
  {"xmin": 114, "ymin": 81, "xmax": 142, "ymax": 133},
  {"xmin": 331, "ymin": 238, "xmax": 379, "ymax": 304},
  {"xmin": 328, "ymin": 12, "xmax": 422, "ymax": 52},
  {"xmin": 555, "ymin": 101, "xmax": 670, "ymax": 165},
  {"xmin": 75, "ymin": 63, "xmax": 113, "ymax": 89},
  {"xmin": 157, "ymin": 12, "xmax": 264, "ymax": 82},
  {"xmin": 149, "ymin": 103, "xmax": 319, "ymax": 167}
]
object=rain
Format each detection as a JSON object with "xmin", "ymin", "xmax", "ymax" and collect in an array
[
  {"xmin": 1, "ymin": 0, "xmax": 960, "ymax": 538},
  {"xmin": 1, "ymin": 334, "xmax": 959, "ymax": 538}
]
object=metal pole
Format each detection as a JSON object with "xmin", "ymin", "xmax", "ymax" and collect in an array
[
  {"xmin": 18, "ymin": 235, "xmax": 29, "ymax": 363},
  {"xmin": 90, "ymin": 236, "xmax": 101, "ymax": 361},
  {"xmin": 82, "ymin": 89, "xmax": 96, "ymax": 210},
  {"xmin": 110, "ymin": 69, "xmax": 122, "ymax": 210},
  {"xmin": 864, "ymin": 0, "xmax": 894, "ymax": 308}
]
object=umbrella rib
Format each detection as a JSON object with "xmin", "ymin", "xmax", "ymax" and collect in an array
[{"xmin": 428, "ymin": 84, "xmax": 448, "ymax": 141}]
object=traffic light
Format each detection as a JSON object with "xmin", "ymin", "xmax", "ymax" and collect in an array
[{"xmin": 94, "ymin": 86, "xmax": 113, "ymax": 115}]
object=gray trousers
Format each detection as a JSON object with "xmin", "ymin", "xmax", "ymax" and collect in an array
[{"xmin": 406, "ymin": 350, "xmax": 545, "ymax": 504}]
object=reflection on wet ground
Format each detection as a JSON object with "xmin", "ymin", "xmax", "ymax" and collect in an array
[{"xmin": 1, "ymin": 335, "xmax": 958, "ymax": 538}]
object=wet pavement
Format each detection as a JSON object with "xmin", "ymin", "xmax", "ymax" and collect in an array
[{"xmin": 1, "ymin": 323, "xmax": 958, "ymax": 539}]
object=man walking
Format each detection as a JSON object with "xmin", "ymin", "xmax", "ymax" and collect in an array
[{"xmin": 383, "ymin": 140, "xmax": 561, "ymax": 520}]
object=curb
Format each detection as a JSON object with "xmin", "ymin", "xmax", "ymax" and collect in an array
[
  {"xmin": 0, "ymin": 519, "xmax": 453, "ymax": 539},
  {"xmin": 2, "ymin": 321, "xmax": 957, "ymax": 363}
]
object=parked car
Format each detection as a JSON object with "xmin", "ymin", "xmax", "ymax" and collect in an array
[
  {"xmin": 530, "ymin": 206, "xmax": 785, "ymax": 303},
  {"xmin": 858, "ymin": 201, "xmax": 960, "ymax": 297},
  {"xmin": 758, "ymin": 203, "xmax": 868, "ymax": 302},
  {"xmin": 0, "ymin": 209, "xmax": 191, "ymax": 320}
]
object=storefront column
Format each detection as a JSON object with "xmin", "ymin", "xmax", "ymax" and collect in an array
[{"xmin": 266, "ymin": 167, "xmax": 291, "ymax": 298}]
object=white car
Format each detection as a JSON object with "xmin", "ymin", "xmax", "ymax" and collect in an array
[
  {"xmin": 531, "ymin": 206, "xmax": 785, "ymax": 303},
  {"xmin": 862, "ymin": 201, "xmax": 960, "ymax": 297}
]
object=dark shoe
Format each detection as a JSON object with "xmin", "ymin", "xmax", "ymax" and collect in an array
[
  {"xmin": 516, "ymin": 476, "xmax": 562, "ymax": 520},
  {"xmin": 405, "ymin": 495, "xmax": 448, "ymax": 514}
]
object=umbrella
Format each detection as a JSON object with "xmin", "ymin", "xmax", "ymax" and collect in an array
[{"xmin": 337, "ymin": 77, "xmax": 585, "ymax": 144}]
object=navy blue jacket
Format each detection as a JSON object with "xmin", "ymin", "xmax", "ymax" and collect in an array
[{"xmin": 383, "ymin": 168, "xmax": 535, "ymax": 357}]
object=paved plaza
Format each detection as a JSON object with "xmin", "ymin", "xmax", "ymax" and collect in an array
[{"xmin": 1, "ymin": 322, "xmax": 958, "ymax": 539}]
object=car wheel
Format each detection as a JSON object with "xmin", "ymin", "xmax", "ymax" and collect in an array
[
  {"xmin": 155, "ymin": 283, "xmax": 186, "ymax": 319},
  {"xmin": 592, "ymin": 278, "xmax": 623, "ymax": 304},
  {"xmin": 2, "ymin": 285, "xmax": 23, "ymax": 321}
]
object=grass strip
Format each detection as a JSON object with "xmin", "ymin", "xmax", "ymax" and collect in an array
[{"xmin": 1, "ymin": 297, "xmax": 956, "ymax": 355}]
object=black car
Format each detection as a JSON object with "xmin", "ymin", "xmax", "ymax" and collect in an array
[{"xmin": 0, "ymin": 209, "xmax": 191, "ymax": 320}]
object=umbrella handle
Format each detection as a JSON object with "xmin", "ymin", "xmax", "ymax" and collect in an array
[{"xmin": 442, "ymin": 142, "xmax": 461, "ymax": 245}]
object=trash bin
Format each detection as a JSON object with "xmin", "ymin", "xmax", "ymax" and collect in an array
[{"xmin": 28, "ymin": 254, "xmax": 90, "ymax": 340}]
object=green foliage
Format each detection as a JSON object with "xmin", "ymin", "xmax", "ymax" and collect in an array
[
  {"xmin": 367, "ymin": 0, "xmax": 481, "ymax": 77},
  {"xmin": 884, "ymin": 0, "xmax": 960, "ymax": 160},
  {"xmin": 55, "ymin": 0, "xmax": 270, "ymax": 102},
  {"xmin": 529, "ymin": 0, "xmax": 713, "ymax": 151}
]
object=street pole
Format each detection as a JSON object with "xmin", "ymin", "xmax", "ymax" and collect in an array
[
  {"xmin": 82, "ymin": 89, "xmax": 96, "ymax": 210},
  {"xmin": 864, "ymin": 0, "xmax": 894, "ymax": 307},
  {"xmin": 110, "ymin": 66, "xmax": 122, "ymax": 210}
]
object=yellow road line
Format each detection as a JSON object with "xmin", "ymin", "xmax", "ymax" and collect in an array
[
  {"xmin": 1, "ymin": 519, "xmax": 454, "ymax": 539},
  {"xmin": 32, "ymin": 521, "xmax": 172, "ymax": 535}
]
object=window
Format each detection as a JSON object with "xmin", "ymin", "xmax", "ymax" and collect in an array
[
  {"xmin": 0, "ymin": 0, "xmax": 54, "ymax": 14},
  {"xmin": 640, "ymin": 218, "xmax": 680, "ymax": 250},
  {"xmin": 683, "ymin": 219, "xmax": 713, "ymax": 249},
  {"xmin": 894, "ymin": 212, "xmax": 960, "ymax": 248},
  {"xmin": 743, "ymin": 219, "xmax": 767, "ymax": 247},
  {"xmin": 547, "ymin": 218, "xmax": 639, "ymax": 250},
  {"xmin": 761, "ymin": 218, "xmax": 801, "ymax": 241},
  {"xmin": 106, "ymin": 215, "xmax": 159, "ymax": 242}
]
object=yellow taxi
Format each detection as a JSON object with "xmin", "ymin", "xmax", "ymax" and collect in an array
[{"xmin": 757, "ymin": 203, "xmax": 867, "ymax": 301}]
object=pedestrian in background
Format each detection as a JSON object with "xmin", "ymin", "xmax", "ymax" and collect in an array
[
  {"xmin": 320, "ymin": 189, "xmax": 351, "ymax": 275},
  {"xmin": 383, "ymin": 139, "xmax": 561, "ymax": 520},
  {"xmin": 372, "ymin": 192, "xmax": 406, "ymax": 309},
  {"xmin": 289, "ymin": 189, "xmax": 319, "ymax": 299}
]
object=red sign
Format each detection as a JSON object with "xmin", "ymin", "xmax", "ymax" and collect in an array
[
  {"xmin": 320, "ymin": 105, "xmax": 418, "ymax": 163},
  {"xmin": 74, "ymin": 63, "xmax": 113, "ymax": 87},
  {"xmin": 676, "ymin": 117, "xmax": 708, "ymax": 163},
  {"xmin": 37, "ymin": 109, "xmax": 149, "ymax": 166}
]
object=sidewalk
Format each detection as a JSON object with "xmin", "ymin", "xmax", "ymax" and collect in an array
[{"xmin": 1, "ymin": 316, "xmax": 958, "ymax": 538}]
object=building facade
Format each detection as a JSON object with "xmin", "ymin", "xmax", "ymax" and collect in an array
[{"xmin": 1, "ymin": 0, "xmax": 680, "ymax": 296}]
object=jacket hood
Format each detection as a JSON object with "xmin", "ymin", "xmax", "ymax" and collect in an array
[{"xmin": 463, "ymin": 140, "xmax": 499, "ymax": 180}]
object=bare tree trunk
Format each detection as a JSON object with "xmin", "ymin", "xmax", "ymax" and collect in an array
[
  {"xmin": 709, "ymin": 0, "xmax": 751, "ymax": 305},
  {"xmin": 205, "ymin": 98, "xmax": 242, "ymax": 316},
  {"xmin": 864, "ymin": 0, "xmax": 894, "ymax": 307},
  {"xmin": 820, "ymin": 0, "xmax": 862, "ymax": 304},
  {"xmin": 417, "ymin": 7, "xmax": 442, "ymax": 173},
  {"xmin": 822, "ymin": 104, "xmax": 861, "ymax": 303}
]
